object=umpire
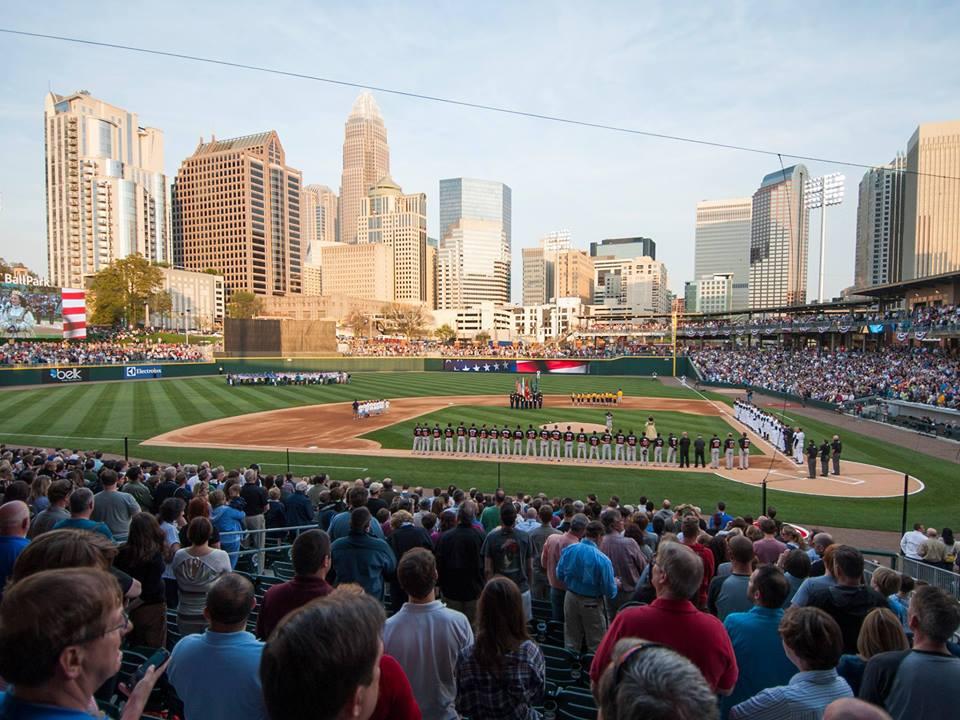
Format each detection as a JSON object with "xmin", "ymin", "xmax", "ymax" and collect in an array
[
  {"xmin": 819, "ymin": 439, "xmax": 830, "ymax": 477},
  {"xmin": 806, "ymin": 440, "xmax": 818, "ymax": 479},
  {"xmin": 693, "ymin": 434, "xmax": 706, "ymax": 468},
  {"xmin": 831, "ymin": 435, "xmax": 842, "ymax": 475},
  {"xmin": 679, "ymin": 432, "xmax": 691, "ymax": 467}
]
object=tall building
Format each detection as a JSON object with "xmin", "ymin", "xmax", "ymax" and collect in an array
[
  {"xmin": 855, "ymin": 156, "xmax": 906, "ymax": 289},
  {"xmin": 540, "ymin": 230, "xmax": 571, "ymax": 254},
  {"xmin": 521, "ymin": 247, "xmax": 550, "ymax": 305},
  {"xmin": 688, "ymin": 273, "xmax": 734, "ymax": 314},
  {"xmin": 902, "ymin": 120, "xmax": 960, "ymax": 280},
  {"xmin": 45, "ymin": 90, "xmax": 169, "ymax": 288},
  {"xmin": 172, "ymin": 131, "xmax": 302, "ymax": 296},
  {"xmin": 694, "ymin": 198, "xmax": 752, "ymax": 310},
  {"xmin": 356, "ymin": 176, "xmax": 429, "ymax": 303},
  {"xmin": 748, "ymin": 164, "xmax": 810, "ymax": 309},
  {"xmin": 320, "ymin": 243, "xmax": 394, "ymax": 301},
  {"xmin": 554, "ymin": 249, "xmax": 594, "ymax": 304},
  {"xmin": 435, "ymin": 178, "xmax": 512, "ymax": 309},
  {"xmin": 590, "ymin": 236, "xmax": 656, "ymax": 260},
  {"xmin": 301, "ymin": 184, "xmax": 338, "ymax": 259},
  {"xmin": 339, "ymin": 92, "xmax": 390, "ymax": 245},
  {"xmin": 593, "ymin": 256, "xmax": 669, "ymax": 315}
]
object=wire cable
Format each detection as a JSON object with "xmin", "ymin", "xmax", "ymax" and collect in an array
[{"xmin": 2, "ymin": 27, "xmax": 959, "ymax": 182}]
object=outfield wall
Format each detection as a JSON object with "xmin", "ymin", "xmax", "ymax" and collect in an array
[{"xmin": 0, "ymin": 355, "xmax": 695, "ymax": 387}]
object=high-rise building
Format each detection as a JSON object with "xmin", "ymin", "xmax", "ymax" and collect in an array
[
  {"xmin": 540, "ymin": 230, "xmax": 571, "ymax": 254},
  {"xmin": 301, "ymin": 184, "xmax": 338, "ymax": 259},
  {"xmin": 356, "ymin": 176, "xmax": 428, "ymax": 303},
  {"xmin": 435, "ymin": 178, "xmax": 512, "ymax": 310},
  {"xmin": 593, "ymin": 255, "xmax": 668, "ymax": 315},
  {"xmin": 320, "ymin": 243, "xmax": 394, "ymax": 301},
  {"xmin": 339, "ymin": 92, "xmax": 390, "ymax": 245},
  {"xmin": 694, "ymin": 198, "xmax": 752, "ymax": 310},
  {"xmin": 689, "ymin": 273, "xmax": 734, "ymax": 314},
  {"xmin": 590, "ymin": 236, "xmax": 656, "ymax": 260},
  {"xmin": 854, "ymin": 156, "xmax": 906, "ymax": 289},
  {"xmin": 521, "ymin": 247, "xmax": 550, "ymax": 305},
  {"xmin": 748, "ymin": 164, "xmax": 810, "ymax": 309},
  {"xmin": 902, "ymin": 120, "xmax": 960, "ymax": 280},
  {"xmin": 45, "ymin": 90, "xmax": 169, "ymax": 288},
  {"xmin": 554, "ymin": 249, "xmax": 594, "ymax": 304},
  {"xmin": 172, "ymin": 131, "xmax": 302, "ymax": 296}
]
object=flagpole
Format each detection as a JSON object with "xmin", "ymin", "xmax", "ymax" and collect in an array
[{"xmin": 671, "ymin": 311, "xmax": 678, "ymax": 377}]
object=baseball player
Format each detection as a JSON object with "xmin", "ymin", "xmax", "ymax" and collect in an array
[
  {"xmin": 498, "ymin": 425, "xmax": 510, "ymax": 457},
  {"xmin": 432, "ymin": 424, "xmax": 442, "ymax": 454},
  {"xmin": 614, "ymin": 429, "xmax": 626, "ymax": 464},
  {"xmin": 794, "ymin": 427, "xmax": 806, "ymax": 465},
  {"xmin": 412, "ymin": 423, "xmax": 422, "ymax": 454},
  {"xmin": 550, "ymin": 426, "xmax": 562, "ymax": 460},
  {"xmin": 588, "ymin": 431, "xmax": 601, "ymax": 462},
  {"xmin": 806, "ymin": 439, "xmax": 818, "ymax": 478},
  {"xmin": 639, "ymin": 436, "xmax": 650, "ymax": 466},
  {"xmin": 563, "ymin": 426, "xmax": 574, "ymax": 459},
  {"xmin": 479, "ymin": 424, "xmax": 489, "ymax": 455},
  {"xmin": 654, "ymin": 434, "xmax": 665, "ymax": 465},
  {"xmin": 724, "ymin": 433, "xmax": 735, "ymax": 470},
  {"xmin": 576, "ymin": 428, "xmax": 588, "ymax": 461},
  {"xmin": 626, "ymin": 429, "xmax": 637, "ymax": 464},
  {"xmin": 468, "ymin": 423, "xmax": 479, "ymax": 455},
  {"xmin": 456, "ymin": 422, "xmax": 467, "ymax": 455},
  {"xmin": 738, "ymin": 432, "xmax": 750, "ymax": 469},
  {"xmin": 667, "ymin": 432, "xmax": 678, "ymax": 465},
  {"xmin": 539, "ymin": 427, "xmax": 550, "ymax": 458},
  {"xmin": 605, "ymin": 411, "xmax": 614, "ymax": 433},
  {"xmin": 526, "ymin": 425, "xmax": 537, "ymax": 457},
  {"xmin": 601, "ymin": 429, "xmax": 613, "ymax": 463},
  {"xmin": 513, "ymin": 425, "xmax": 524, "ymax": 456},
  {"xmin": 444, "ymin": 423, "xmax": 454, "ymax": 454},
  {"xmin": 489, "ymin": 426, "xmax": 500, "ymax": 457},
  {"xmin": 709, "ymin": 434, "xmax": 721, "ymax": 468}
]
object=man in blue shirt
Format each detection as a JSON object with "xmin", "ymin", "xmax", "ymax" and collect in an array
[
  {"xmin": 328, "ymin": 486, "xmax": 385, "ymax": 541},
  {"xmin": 52, "ymin": 488, "xmax": 114, "ymax": 541},
  {"xmin": 722, "ymin": 566, "xmax": 797, "ymax": 719},
  {"xmin": 331, "ymin": 507, "xmax": 396, "ymax": 599},
  {"xmin": 0, "ymin": 501, "xmax": 30, "ymax": 598},
  {"xmin": 168, "ymin": 573, "xmax": 268, "ymax": 720},
  {"xmin": 557, "ymin": 520, "xmax": 617, "ymax": 653}
]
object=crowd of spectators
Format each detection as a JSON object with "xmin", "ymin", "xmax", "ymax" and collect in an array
[
  {"xmin": 341, "ymin": 337, "xmax": 675, "ymax": 359},
  {"xmin": 1, "ymin": 446, "xmax": 958, "ymax": 720},
  {"xmin": 0, "ymin": 340, "xmax": 209, "ymax": 367},
  {"xmin": 691, "ymin": 346, "xmax": 960, "ymax": 409}
]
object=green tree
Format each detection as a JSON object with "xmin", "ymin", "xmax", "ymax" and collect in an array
[
  {"xmin": 226, "ymin": 291, "xmax": 263, "ymax": 319},
  {"xmin": 435, "ymin": 324, "xmax": 456, "ymax": 344},
  {"xmin": 147, "ymin": 290, "xmax": 173, "ymax": 328},
  {"xmin": 88, "ymin": 254, "xmax": 164, "ymax": 327}
]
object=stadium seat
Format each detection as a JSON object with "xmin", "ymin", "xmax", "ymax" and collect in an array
[
  {"xmin": 272, "ymin": 560, "xmax": 296, "ymax": 580},
  {"xmin": 532, "ymin": 598, "xmax": 552, "ymax": 621},
  {"xmin": 616, "ymin": 600, "xmax": 647, "ymax": 615},
  {"xmin": 553, "ymin": 687, "xmax": 597, "ymax": 720},
  {"xmin": 577, "ymin": 653, "xmax": 594, "ymax": 689},
  {"xmin": 539, "ymin": 643, "xmax": 580, "ymax": 686}
]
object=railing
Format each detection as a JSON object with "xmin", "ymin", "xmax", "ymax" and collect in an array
[{"xmin": 864, "ymin": 555, "xmax": 960, "ymax": 601}]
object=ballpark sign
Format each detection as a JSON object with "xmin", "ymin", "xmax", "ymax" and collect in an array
[
  {"xmin": 43, "ymin": 367, "xmax": 89, "ymax": 384},
  {"xmin": 124, "ymin": 365, "xmax": 163, "ymax": 379}
]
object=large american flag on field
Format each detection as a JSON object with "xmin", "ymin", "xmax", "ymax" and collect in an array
[
  {"xmin": 443, "ymin": 360, "xmax": 516, "ymax": 372},
  {"xmin": 62, "ymin": 288, "xmax": 86, "ymax": 339}
]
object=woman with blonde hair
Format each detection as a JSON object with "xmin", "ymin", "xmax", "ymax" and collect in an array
[
  {"xmin": 27, "ymin": 475, "xmax": 51, "ymax": 515},
  {"xmin": 837, "ymin": 607, "xmax": 908, "ymax": 694}
]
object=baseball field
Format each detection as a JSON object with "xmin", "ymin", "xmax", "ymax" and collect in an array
[{"xmin": 0, "ymin": 371, "xmax": 948, "ymax": 533}]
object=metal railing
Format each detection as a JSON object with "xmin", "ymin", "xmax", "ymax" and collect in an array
[{"xmin": 864, "ymin": 556, "xmax": 960, "ymax": 600}]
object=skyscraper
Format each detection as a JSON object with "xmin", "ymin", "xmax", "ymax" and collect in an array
[
  {"xmin": 902, "ymin": 120, "xmax": 960, "ymax": 280},
  {"xmin": 356, "ymin": 176, "xmax": 428, "ymax": 304},
  {"xmin": 854, "ymin": 156, "xmax": 905, "ymax": 289},
  {"xmin": 45, "ymin": 90, "xmax": 169, "ymax": 288},
  {"xmin": 748, "ymin": 164, "xmax": 810, "ymax": 309},
  {"xmin": 589, "ymin": 236, "xmax": 656, "ymax": 260},
  {"xmin": 694, "ymin": 198, "xmax": 752, "ymax": 310},
  {"xmin": 339, "ymin": 92, "xmax": 390, "ymax": 245},
  {"xmin": 521, "ymin": 247, "xmax": 549, "ymax": 305},
  {"xmin": 593, "ymin": 255, "xmax": 669, "ymax": 315},
  {"xmin": 172, "ymin": 131, "xmax": 302, "ymax": 296},
  {"xmin": 435, "ymin": 178, "xmax": 511, "ymax": 309},
  {"xmin": 301, "ymin": 184, "xmax": 338, "ymax": 259},
  {"xmin": 554, "ymin": 249, "xmax": 594, "ymax": 304}
]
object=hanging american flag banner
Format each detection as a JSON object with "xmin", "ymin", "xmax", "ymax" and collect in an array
[{"xmin": 61, "ymin": 289, "xmax": 87, "ymax": 339}]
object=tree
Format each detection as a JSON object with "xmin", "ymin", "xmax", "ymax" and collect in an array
[
  {"xmin": 147, "ymin": 290, "xmax": 173, "ymax": 328},
  {"xmin": 0, "ymin": 259, "xmax": 40, "ymax": 281},
  {"xmin": 88, "ymin": 254, "xmax": 164, "ymax": 327},
  {"xmin": 203, "ymin": 268, "xmax": 222, "ymax": 275},
  {"xmin": 475, "ymin": 331, "xmax": 491, "ymax": 344},
  {"xmin": 344, "ymin": 309, "xmax": 371, "ymax": 338},
  {"xmin": 435, "ymin": 324, "xmax": 456, "ymax": 344},
  {"xmin": 226, "ymin": 291, "xmax": 263, "ymax": 320},
  {"xmin": 380, "ymin": 303, "xmax": 431, "ymax": 338}
]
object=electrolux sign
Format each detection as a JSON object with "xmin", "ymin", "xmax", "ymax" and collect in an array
[
  {"xmin": 124, "ymin": 365, "xmax": 163, "ymax": 379},
  {"xmin": 43, "ymin": 367, "xmax": 89, "ymax": 384}
]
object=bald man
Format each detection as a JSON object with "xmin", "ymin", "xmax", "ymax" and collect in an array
[
  {"xmin": 823, "ymin": 698, "xmax": 892, "ymax": 720},
  {"xmin": 0, "ymin": 500, "xmax": 31, "ymax": 595}
]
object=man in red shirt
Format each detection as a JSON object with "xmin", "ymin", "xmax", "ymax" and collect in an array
[
  {"xmin": 590, "ymin": 541, "xmax": 737, "ymax": 695},
  {"xmin": 257, "ymin": 529, "xmax": 333, "ymax": 639},
  {"xmin": 680, "ymin": 514, "xmax": 715, "ymax": 609},
  {"xmin": 541, "ymin": 514, "xmax": 587, "ymax": 622}
]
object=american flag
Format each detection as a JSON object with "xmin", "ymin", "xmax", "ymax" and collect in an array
[
  {"xmin": 62, "ymin": 288, "xmax": 86, "ymax": 339},
  {"xmin": 443, "ymin": 360, "xmax": 516, "ymax": 372}
]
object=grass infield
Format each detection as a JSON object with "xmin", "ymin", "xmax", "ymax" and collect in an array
[{"xmin": 0, "ymin": 372, "xmax": 951, "ymax": 533}]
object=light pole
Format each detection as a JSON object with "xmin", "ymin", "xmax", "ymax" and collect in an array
[
  {"xmin": 182, "ymin": 308, "xmax": 191, "ymax": 344},
  {"xmin": 804, "ymin": 173, "xmax": 845, "ymax": 303}
]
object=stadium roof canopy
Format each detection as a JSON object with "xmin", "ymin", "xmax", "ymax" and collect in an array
[{"xmin": 852, "ymin": 269, "xmax": 960, "ymax": 305}]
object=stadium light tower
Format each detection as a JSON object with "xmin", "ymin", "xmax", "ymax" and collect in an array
[{"xmin": 804, "ymin": 173, "xmax": 845, "ymax": 303}]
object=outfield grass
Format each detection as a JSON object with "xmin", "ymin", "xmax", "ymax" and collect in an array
[{"xmin": 0, "ymin": 372, "xmax": 952, "ymax": 533}]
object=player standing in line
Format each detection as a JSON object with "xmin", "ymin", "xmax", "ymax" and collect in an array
[
  {"xmin": 563, "ymin": 426, "xmax": 574, "ymax": 460},
  {"xmin": 456, "ymin": 422, "xmax": 467, "ymax": 455},
  {"xmin": 819, "ymin": 439, "xmax": 831, "ymax": 477},
  {"xmin": 479, "ymin": 424, "xmax": 489, "ymax": 455},
  {"xmin": 576, "ymin": 428, "xmax": 588, "ymax": 461},
  {"xmin": 601, "ymin": 428, "xmax": 613, "ymax": 463},
  {"xmin": 503, "ymin": 424, "xmax": 514, "ymax": 457},
  {"xmin": 654, "ymin": 433, "xmax": 665, "ymax": 465},
  {"xmin": 794, "ymin": 427, "xmax": 806, "ymax": 465},
  {"xmin": 412, "ymin": 423, "xmax": 422, "ymax": 454},
  {"xmin": 539, "ymin": 426, "xmax": 550, "ymax": 459},
  {"xmin": 551, "ymin": 425, "xmax": 562, "ymax": 460},
  {"xmin": 831, "ymin": 435, "xmax": 842, "ymax": 475},
  {"xmin": 444, "ymin": 423, "xmax": 455, "ymax": 454},
  {"xmin": 468, "ymin": 423, "xmax": 479, "ymax": 455},
  {"xmin": 709, "ymin": 434, "xmax": 721, "ymax": 468},
  {"xmin": 738, "ymin": 432, "xmax": 750, "ymax": 469},
  {"xmin": 605, "ymin": 411, "xmax": 614, "ymax": 433},
  {"xmin": 513, "ymin": 425, "xmax": 524, "ymax": 456},
  {"xmin": 639, "ymin": 435, "xmax": 650, "ymax": 466},
  {"xmin": 806, "ymin": 439, "xmax": 818, "ymax": 478},
  {"xmin": 588, "ymin": 431, "xmax": 601, "ymax": 462},
  {"xmin": 617, "ymin": 388, "xmax": 623, "ymax": 405},
  {"xmin": 667, "ymin": 432, "xmax": 678, "ymax": 465},
  {"xmin": 432, "ymin": 423, "xmax": 443, "ymax": 454},
  {"xmin": 614, "ymin": 429, "xmax": 626, "ymax": 464},
  {"xmin": 489, "ymin": 426, "xmax": 499, "ymax": 457},
  {"xmin": 526, "ymin": 425, "xmax": 537, "ymax": 457},
  {"xmin": 724, "ymin": 433, "xmax": 736, "ymax": 470},
  {"xmin": 626, "ymin": 429, "xmax": 637, "ymax": 463}
]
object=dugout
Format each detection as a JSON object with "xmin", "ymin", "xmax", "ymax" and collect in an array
[{"xmin": 222, "ymin": 318, "xmax": 337, "ymax": 357}]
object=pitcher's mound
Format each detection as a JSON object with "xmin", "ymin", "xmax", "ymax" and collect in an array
[{"xmin": 540, "ymin": 422, "xmax": 608, "ymax": 433}]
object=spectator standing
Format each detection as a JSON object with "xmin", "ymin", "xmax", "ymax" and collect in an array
[
  {"xmin": 158, "ymin": 496, "xmax": 185, "ymax": 607},
  {"xmin": 791, "ymin": 544, "xmax": 839, "ymax": 607},
  {"xmin": 172, "ymin": 517, "xmax": 232, "ymax": 635},
  {"xmin": 329, "ymin": 486, "xmax": 386, "ymax": 540},
  {"xmin": 809, "ymin": 532, "xmax": 835, "ymax": 577},
  {"xmin": 283, "ymin": 481, "xmax": 315, "ymax": 530},
  {"xmin": 721, "ymin": 566, "xmax": 796, "ymax": 718},
  {"xmin": 384, "ymin": 548, "xmax": 473, "ymax": 720},
  {"xmin": 482, "ymin": 503, "xmax": 533, "ymax": 620},
  {"xmin": 680, "ymin": 514, "xmax": 715, "ymax": 609},
  {"xmin": 707, "ymin": 535, "xmax": 755, "ymax": 620},
  {"xmin": 528, "ymin": 505, "xmax": 560, "ymax": 602},
  {"xmin": 114, "ymin": 512, "xmax": 168, "ymax": 649},
  {"xmin": 210, "ymin": 489, "xmax": 245, "ymax": 568},
  {"xmin": 590, "ymin": 542, "xmax": 738, "ymax": 695},
  {"xmin": 387, "ymin": 509, "xmax": 434, "ymax": 612},
  {"xmin": 256, "ymin": 529, "xmax": 333, "ymax": 639},
  {"xmin": 264, "ymin": 487, "xmax": 287, "ymax": 540},
  {"xmin": 599, "ymin": 508, "xmax": 647, "ymax": 615},
  {"xmin": 435, "ymin": 501, "xmax": 485, "ymax": 625},
  {"xmin": 120, "ymin": 466, "xmax": 153, "ymax": 512},
  {"xmin": 729, "ymin": 607, "xmax": 853, "ymax": 718},
  {"xmin": 26, "ymin": 478, "xmax": 72, "ymax": 538},
  {"xmin": 860, "ymin": 585, "xmax": 960, "ymax": 719},
  {"xmin": 917, "ymin": 528, "xmax": 948, "ymax": 567},
  {"xmin": 0, "ymin": 501, "xmax": 30, "ymax": 596},
  {"xmin": 753, "ymin": 517, "xmax": 787, "ymax": 564},
  {"xmin": 899, "ymin": 523, "xmax": 926, "ymax": 561},
  {"xmin": 541, "ymin": 514, "xmax": 586, "ymax": 622},
  {"xmin": 557, "ymin": 520, "xmax": 617, "ymax": 653},
  {"xmin": 480, "ymin": 489, "xmax": 506, "ymax": 533},
  {"xmin": 151, "ymin": 466, "xmax": 178, "ymax": 507},
  {"xmin": 331, "ymin": 507, "xmax": 396, "ymax": 600},
  {"xmin": 167, "ymin": 574, "xmax": 267, "ymax": 720},
  {"xmin": 91, "ymin": 468, "xmax": 140, "ymax": 542},
  {"xmin": 836, "ymin": 608, "xmax": 908, "ymax": 695},
  {"xmin": 806, "ymin": 546, "xmax": 888, "ymax": 654},
  {"xmin": 367, "ymin": 482, "xmax": 388, "ymax": 516},
  {"xmin": 240, "ymin": 469, "xmax": 268, "ymax": 572},
  {"xmin": 455, "ymin": 577, "xmax": 546, "ymax": 720},
  {"xmin": 53, "ymin": 488, "xmax": 113, "ymax": 540}
]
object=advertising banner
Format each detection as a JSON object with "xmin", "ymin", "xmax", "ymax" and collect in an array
[
  {"xmin": 516, "ymin": 359, "xmax": 589, "ymax": 374},
  {"xmin": 124, "ymin": 365, "xmax": 164, "ymax": 379},
  {"xmin": 42, "ymin": 367, "xmax": 89, "ymax": 384}
]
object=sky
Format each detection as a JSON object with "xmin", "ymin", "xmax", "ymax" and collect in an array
[{"xmin": 1, "ymin": 1, "xmax": 958, "ymax": 301}]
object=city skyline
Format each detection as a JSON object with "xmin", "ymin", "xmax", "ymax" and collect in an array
[{"xmin": 2, "ymin": 3, "xmax": 960, "ymax": 301}]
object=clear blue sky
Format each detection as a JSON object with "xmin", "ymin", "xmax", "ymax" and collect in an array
[{"xmin": 1, "ymin": 1, "xmax": 958, "ymax": 300}]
